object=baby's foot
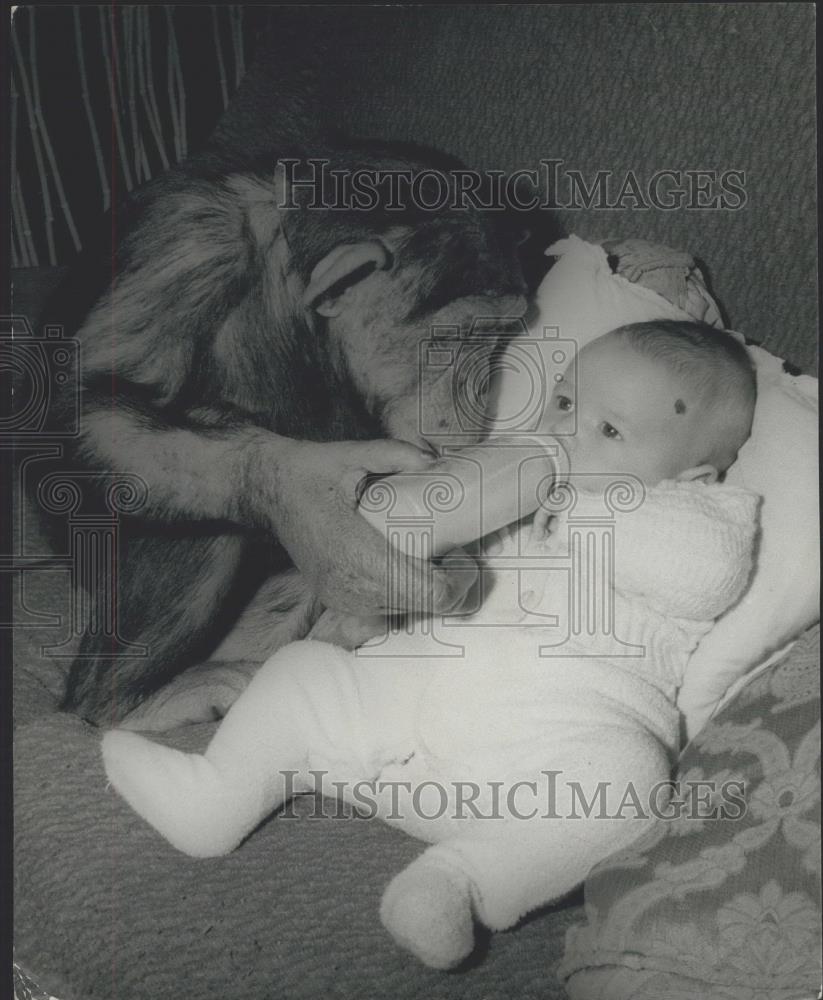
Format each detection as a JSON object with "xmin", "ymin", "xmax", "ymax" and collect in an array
[
  {"xmin": 102, "ymin": 730, "xmax": 246, "ymax": 857},
  {"xmin": 380, "ymin": 857, "xmax": 475, "ymax": 969}
]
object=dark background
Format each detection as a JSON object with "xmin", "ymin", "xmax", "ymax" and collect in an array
[
  {"xmin": 10, "ymin": 4, "xmax": 818, "ymax": 373},
  {"xmin": 10, "ymin": 6, "xmax": 270, "ymax": 259}
]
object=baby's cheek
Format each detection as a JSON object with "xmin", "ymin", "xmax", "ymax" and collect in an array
[
  {"xmin": 567, "ymin": 439, "xmax": 606, "ymax": 476},
  {"xmin": 571, "ymin": 443, "xmax": 637, "ymax": 481}
]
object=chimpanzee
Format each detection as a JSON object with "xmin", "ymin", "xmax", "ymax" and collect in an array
[{"xmin": 46, "ymin": 138, "xmax": 528, "ymax": 723}]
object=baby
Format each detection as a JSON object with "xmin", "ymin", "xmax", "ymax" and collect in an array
[{"xmin": 103, "ymin": 318, "xmax": 759, "ymax": 969}]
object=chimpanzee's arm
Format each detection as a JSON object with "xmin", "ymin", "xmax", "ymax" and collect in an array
[
  {"xmin": 75, "ymin": 387, "xmax": 292, "ymax": 529},
  {"xmin": 66, "ymin": 166, "xmax": 300, "ymax": 532}
]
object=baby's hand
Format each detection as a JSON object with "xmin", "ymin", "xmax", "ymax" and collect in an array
[{"xmin": 529, "ymin": 505, "xmax": 555, "ymax": 546}]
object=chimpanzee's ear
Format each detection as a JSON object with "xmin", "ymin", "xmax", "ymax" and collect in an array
[{"xmin": 303, "ymin": 241, "xmax": 392, "ymax": 317}]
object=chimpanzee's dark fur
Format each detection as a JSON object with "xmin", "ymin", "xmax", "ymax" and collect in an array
[{"xmin": 43, "ymin": 137, "xmax": 527, "ymax": 723}]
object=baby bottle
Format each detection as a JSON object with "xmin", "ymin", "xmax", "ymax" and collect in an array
[{"xmin": 358, "ymin": 434, "xmax": 569, "ymax": 556}]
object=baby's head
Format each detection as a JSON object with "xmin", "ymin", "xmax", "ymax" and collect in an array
[{"xmin": 546, "ymin": 319, "xmax": 756, "ymax": 486}]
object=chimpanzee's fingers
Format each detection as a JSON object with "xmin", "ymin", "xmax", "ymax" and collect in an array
[
  {"xmin": 308, "ymin": 521, "xmax": 477, "ymax": 617},
  {"xmin": 303, "ymin": 514, "xmax": 399, "ymax": 614},
  {"xmin": 346, "ymin": 454, "xmax": 436, "ymax": 508},
  {"xmin": 307, "ymin": 608, "xmax": 387, "ymax": 649},
  {"xmin": 358, "ymin": 439, "xmax": 438, "ymax": 474},
  {"xmin": 384, "ymin": 545, "xmax": 479, "ymax": 615},
  {"xmin": 429, "ymin": 548, "xmax": 479, "ymax": 614}
]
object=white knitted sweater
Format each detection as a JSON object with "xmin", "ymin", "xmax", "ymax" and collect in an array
[{"xmin": 422, "ymin": 480, "xmax": 760, "ymax": 758}]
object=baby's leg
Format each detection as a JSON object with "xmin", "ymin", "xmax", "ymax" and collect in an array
[
  {"xmin": 380, "ymin": 730, "xmax": 669, "ymax": 968},
  {"xmin": 103, "ymin": 640, "xmax": 431, "ymax": 857}
]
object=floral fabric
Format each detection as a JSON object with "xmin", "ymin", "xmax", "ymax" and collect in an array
[{"xmin": 561, "ymin": 625, "xmax": 821, "ymax": 1000}]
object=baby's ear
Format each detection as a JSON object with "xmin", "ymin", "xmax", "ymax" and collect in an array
[{"xmin": 676, "ymin": 464, "xmax": 719, "ymax": 485}]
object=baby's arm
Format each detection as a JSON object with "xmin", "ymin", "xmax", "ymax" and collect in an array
[{"xmin": 103, "ymin": 640, "xmax": 432, "ymax": 857}]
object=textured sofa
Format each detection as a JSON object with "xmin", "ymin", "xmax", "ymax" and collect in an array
[{"xmin": 13, "ymin": 6, "xmax": 819, "ymax": 1000}]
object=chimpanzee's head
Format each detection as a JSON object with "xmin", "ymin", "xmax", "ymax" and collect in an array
[{"xmin": 282, "ymin": 140, "xmax": 529, "ymax": 450}]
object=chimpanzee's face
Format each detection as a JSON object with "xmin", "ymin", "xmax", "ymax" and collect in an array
[
  {"xmin": 325, "ymin": 216, "xmax": 528, "ymax": 452},
  {"xmin": 329, "ymin": 270, "xmax": 528, "ymax": 453}
]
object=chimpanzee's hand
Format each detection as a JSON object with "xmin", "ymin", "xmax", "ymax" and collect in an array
[
  {"xmin": 307, "ymin": 608, "xmax": 388, "ymax": 649},
  {"xmin": 263, "ymin": 438, "xmax": 479, "ymax": 616}
]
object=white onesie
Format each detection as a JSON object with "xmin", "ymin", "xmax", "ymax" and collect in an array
[{"xmin": 103, "ymin": 479, "xmax": 758, "ymax": 968}]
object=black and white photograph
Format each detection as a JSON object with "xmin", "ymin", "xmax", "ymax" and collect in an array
[{"xmin": 7, "ymin": 5, "xmax": 820, "ymax": 999}]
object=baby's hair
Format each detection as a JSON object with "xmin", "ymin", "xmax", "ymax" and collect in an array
[{"xmin": 607, "ymin": 319, "xmax": 757, "ymax": 470}]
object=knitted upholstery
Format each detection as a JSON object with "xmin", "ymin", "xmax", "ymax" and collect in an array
[{"xmin": 215, "ymin": 5, "xmax": 818, "ymax": 373}]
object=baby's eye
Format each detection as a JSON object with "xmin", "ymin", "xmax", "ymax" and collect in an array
[
  {"xmin": 599, "ymin": 422, "xmax": 622, "ymax": 440},
  {"xmin": 556, "ymin": 395, "xmax": 574, "ymax": 413}
]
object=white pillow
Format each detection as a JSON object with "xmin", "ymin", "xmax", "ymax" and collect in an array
[
  {"xmin": 495, "ymin": 235, "xmax": 819, "ymax": 741},
  {"xmin": 680, "ymin": 344, "xmax": 818, "ymax": 738}
]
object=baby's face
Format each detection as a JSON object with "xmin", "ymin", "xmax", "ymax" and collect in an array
[{"xmin": 545, "ymin": 334, "xmax": 713, "ymax": 486}]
